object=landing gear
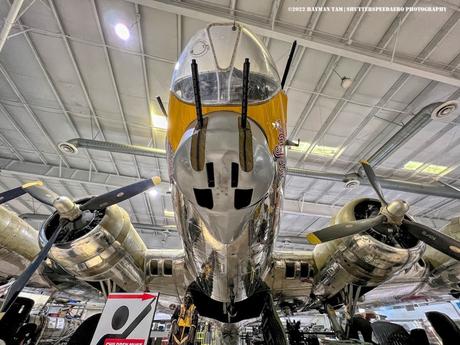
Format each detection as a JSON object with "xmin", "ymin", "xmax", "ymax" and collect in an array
[
  {"xmin": 260, "ymin": 293, "xmax": 288, "ymax": 345},
  {"xmin": 325, "ymin": 304, "xmax": 344, "ymax": 340},
  {"xmin": 342, "ymin": 284, "xmax": 362, "ymax": 339}
]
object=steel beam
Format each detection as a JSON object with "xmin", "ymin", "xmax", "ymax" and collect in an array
[
  {"xmin": 290, "ymin": 0, "xmax": 416, "ymax": 141},
  {"xmin": 125, "ymin": 0, "xmax": 460, "ymax": 87},
  {"xmin": 264, "ymin": 0, "xmax": 282, "ymax": 47},
  {"xmin": 48, "ymin": 0, "xmax": 121, "ymax": 175},
  {"xmin": 289, "ymin": 55, "xmax": 340, "ymax": 139},
  {"xmin": 64, "ymin": 137, "xmax": 460, "ymax": 200},
  {"xmin": 305, "ymin": 0, "xmax": 327, "ymax": 37},
  {"xmin": 134, "ymin": 5, "xmax": 165, "ymax": 176},
  {"xmin": 91, "ymin": 0, "xmax": 141, "ymax": 178},
  {"xmin": 0, "ymin": 158, "xmax": 140, "ymax": 189},
  {"xmin": 177, "ymin": 14, "xmax": 182, "ymax": 58},
  {"xmin": 2, "ymin": 154, "xmax": 460, "ymax": 203},
  {"xmin": 91, "ymin": 0, "xmax": 157, "ymax": 224},
  {"xmin": 230, "ymin": 0, "xmax": 237, "ymax": 17},
  {"xmin": 324, "ymin": 73, "xmax": 410, "ymax": 169},
  {"xmin": 0, "ymin": 132, "xmax": 23, "ymax": 161},
  {"xmin": 0, "ymin": 63, "xmax": 70, "ymax": 167},
  {"xmin": 287, "ymin": 166, "xmax": 460, "ymax": 200},
  {"xmin": 335, "ymin": 10, "xmax": 460, "ymax": 172},
  {"xmin": 11, "ymin": 0, "xmax": 100, "ymax": 172},
  {"xmin": 296, "ymin": 64, "xmax": 372, "ymax": 164},
  {"xmin": 0, "ymin": 0, "xmax": 25, "ymax": 52},
  {"xmin": 0, "ymin": 103, "xmax": 48, "ymax": 165},
  {"xmin": 342, "ymin": 0, "xmax": 373, "ymax": 44},
  {"xmin": 0, "ymin": 178, "xmax": 33, "ymax": 213}
]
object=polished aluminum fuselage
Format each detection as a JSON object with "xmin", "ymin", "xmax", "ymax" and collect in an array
[{"xmin": 171, "ymin": 112, "xmax": 285, "ymax": 303}]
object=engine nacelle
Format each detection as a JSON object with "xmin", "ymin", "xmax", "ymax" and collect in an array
[
  {"xmin": 424, "ymin": 217, "xmax": 460, "ymax": 291},
  {"xmin": 40, "ymin": 203, "xmax": 147, "ymax": 291},
  {"xmin": 0, "ymin": 205, "xmax": 52, "ymax": 287},
  {"xmin": 312, "ymin": 198, "xmax": 425, "ymax": 299},
  {"xmin": 0, "ymin": 205, "xmax": 40, "ymax": 261}
]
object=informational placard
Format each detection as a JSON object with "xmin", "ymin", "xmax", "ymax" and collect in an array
[{"xmin": 90, "ymin": 292, "xmax": 159, "ymax": 345}]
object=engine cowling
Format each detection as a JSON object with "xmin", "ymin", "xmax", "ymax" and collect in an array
[
  {"xmin": 312, "ymin": 198, "xmax": 425, "ymax": 299},
  {"xmin": 0, "ymin": 205, "xmax": 47, "ymax": 285},
  {"xmin": 0, "ymin": 205, "xmax": 40, "ymax": 261},
  {"xmin": 424, "ymin": 217, "xmax": 460, "ymax": 292},
  {"xmin": 39, "ymin": 202, "xmax": 147, "ymax": 291}
]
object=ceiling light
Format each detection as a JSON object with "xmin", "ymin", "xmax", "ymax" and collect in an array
[
  {"xmin": 164, "ymin": 210, "xmax": 175, "ymax": 218},
  {"xmin": 289, "ymin": 141, "xmax": 341, "ymax": 158},
  {"xmin": 312, "ymin": 144, "xmax": 339, "ymax": 157},
  {"xmin": 403, "ymin": 161, "xmax": 424, "ymax": 171},
  {"xmin": 152, "ymin": 115, "xmax": 167, "ymax": 129},
  {"xmin": 422, "ymin": 164, "xmax": 448, "ymax": 175},
  {"xmin": 114, "ymin": 23, "xmax": 130, "ymax": 41},
  {"xmin": 149, "ymin": 189, "xmax": 158, "ymax": 197},
  {"xmin": 288, "ymin": 141, "xmax": 310, "ymax": 153},
  {"xmin": 340, "ymin": 77, "xmax": 353, "ymax": 89},
  {"xmin": 332, "ymin": 68, "xmax": 352, "ymax": 89},
  {"xmin": 403, "ymin": 161, "xmax": 449, "ymax": 175}
]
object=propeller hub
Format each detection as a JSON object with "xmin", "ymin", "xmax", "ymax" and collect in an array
[
  {"xmin": 53, "ymin": 196, "xmax": 81, "ymax": 221},
  {"xmin": 382, "ymin": 199, "xmax": 409, "ymax": 225}
]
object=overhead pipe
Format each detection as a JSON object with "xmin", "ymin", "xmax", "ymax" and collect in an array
[
  {"xmin": 0, "ymin": 0, "xmax": 25, "ymax": 53},
  {"xmin": 365, "ymin": 102, "xmax": 444, "ymax": 167},
  {"xmin": 67, "ymin": 138, "xmax": 460, "ymax": 200},
  {"xmin": 66, "ymin": 138, "xmax": 167, "ymax": 158},
  {"xmin": 288, "ymin": 167, "xmax": 460, "ymax": 200}
]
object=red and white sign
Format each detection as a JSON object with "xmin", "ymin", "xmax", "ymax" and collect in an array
[
  {"xmin": 90, "ymin": 292, "xmax": 159, "ymax": 345},
  {"xmin": 104, "ymin": 339, "xmax": 144, "ymax": 345}
]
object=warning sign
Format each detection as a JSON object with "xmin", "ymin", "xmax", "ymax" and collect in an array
[
  {"xmin": 104, "ymin": 340, "xmax": 144, "ymax": 345},
  {"xmin": 90, "ymin": 292, "xmax": 159, "ymax": 345}
]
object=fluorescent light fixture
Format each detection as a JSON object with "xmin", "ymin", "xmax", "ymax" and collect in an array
[
  {"xmin": 403, "ymin": 161, "xmax": 424, "ymax": 171},
  {"xmin": 422, "ymin": 164, "xmax": 448, "ymax": 175},
  {"xmin": 164, "ymin": 210, "xmax": 175, "ymax": 218},
  {"xmin": 114, "ymin": 23, "xmax": 130, "ymax": 41},
  {"xmin": 312, "ymin": 144, "xmax": 339, "ymax": 157},
  {"xmin": 404, "ymin": 161, "xmax": 449, "ymax": 175},
  {"xmin": 289, "ymin": 141, "xmax": 310, "ymax": 153},
  {"xmin": 149, "ymin": 189, "xmax": 158, "ymax": 197},
  {"xmin": 289, "ymin": 141, "xmax": 340, "ymax": 157},
  {"xmin": 152, "ymin": 115, "xmax": 167, "ymax": 129}
]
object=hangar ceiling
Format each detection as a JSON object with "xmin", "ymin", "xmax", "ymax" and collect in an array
[{"xmin": 0, "ymin": 0, "xmax": 460, "ymax": 250}]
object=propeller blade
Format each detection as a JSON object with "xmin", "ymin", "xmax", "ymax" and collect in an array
[
  {"xmin": 0, "ymin": 219, "xmax": 68, "ymax": 313},
  {"xmin": 26, "ymin": 184, "xmax": 59, "ymax": 206},
  {"xmin": 80, "ymin": 176, "xmax": 161, "ymax": 211},
  {"xmin": 0, "ymin": 181, "xmax": 44, "ymax": 205},
  {"xmin": 403, "ymin": 219, "xmax": 460, "ymax": 261},
  {"xmin": 306, "ymin": 215, "xmax": 386, "ymax": 244},
  {"xmin": 360, "ymin": 160, "xmax": 388, "ymax": 206}
]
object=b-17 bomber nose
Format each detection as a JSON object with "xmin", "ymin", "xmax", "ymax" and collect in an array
[{"xmin": 173, "ymin": 111, "xmax": 275, "ymax": 243}]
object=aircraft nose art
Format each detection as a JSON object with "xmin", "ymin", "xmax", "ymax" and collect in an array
[{"xmin": 173, "ymin": 111, "xmax": 274, "ymax": 244}]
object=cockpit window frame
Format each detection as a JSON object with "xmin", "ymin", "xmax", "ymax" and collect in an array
[
  {"xmin": 206, "ymin": 23, "xmax": 242, "ymax": 72},
  {"xmin": 170, "ymin": 23, "xmax": 281, "ymax": 106}
]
